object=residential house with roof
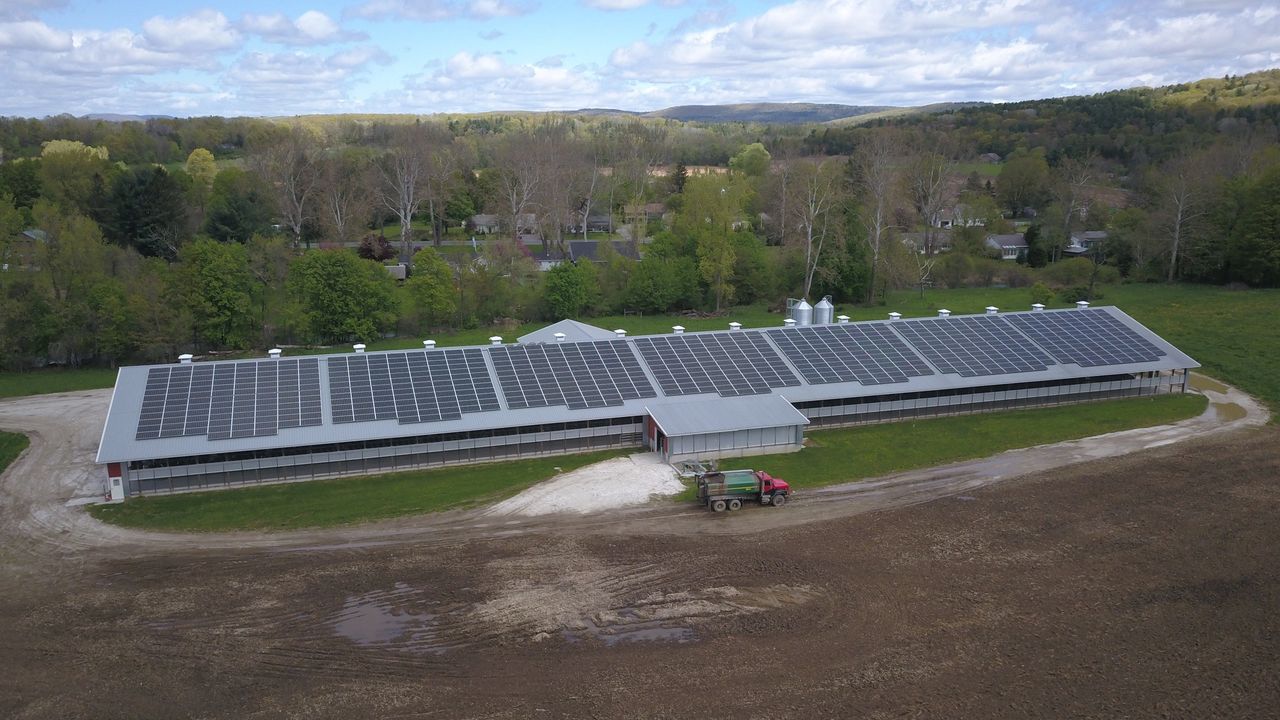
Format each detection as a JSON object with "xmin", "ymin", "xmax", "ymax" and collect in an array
[{"xmin": 985, "ymin": 232, "xmax": 1028, "ymax": 261}]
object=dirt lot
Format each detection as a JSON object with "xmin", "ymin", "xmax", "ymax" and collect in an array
[{"xmin": 1, "ymin": 422, "xmax": 1278, "ymax": 719}]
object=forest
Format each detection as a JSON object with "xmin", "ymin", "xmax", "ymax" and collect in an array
[{"xmin": 0, "ymin": 71, "xmax": 1278, "ymax": 370}]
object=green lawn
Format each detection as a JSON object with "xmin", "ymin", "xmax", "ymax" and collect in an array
[
  {"xmin": 0, "ymin": 431, "xmax": 30, "ymax": 475},
  {"xmin": 706, "ymin": 393, "xmax": 1209, "ymax": 495},
  {"xmin": 0, "ymin": 367, "xmax": 118, "ymax": 399},
  {"xmin": 88, "ymin": 449, "xmax": 628, "ymax": 532}
]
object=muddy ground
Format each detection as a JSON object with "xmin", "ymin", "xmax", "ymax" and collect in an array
[{"xmin": 2, "ymin": 425, "xmax": 1278, "ymax": 719}]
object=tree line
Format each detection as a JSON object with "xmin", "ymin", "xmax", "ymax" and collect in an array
[{"xmin": 1, "ymin": 87, "xmax": 1278, "ymax": 370}]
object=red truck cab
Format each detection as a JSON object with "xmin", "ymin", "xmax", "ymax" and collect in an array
[{"xmin": 758, "ymin": 471, "xmax": 790, "ymax": 496}]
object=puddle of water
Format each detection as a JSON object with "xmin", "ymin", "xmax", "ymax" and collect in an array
[
  {"xmin": 1212, "ymin": 403, "xmax": 1247, "ymax": 422},
  {"xmin": 562, "ymin": 616, "xmax": 696, "ymax": 647},
  {"xmin": 955, "ymin": 495, "xmax": 977, "ymax": 502},
  {"xmin": 562, "ymin": 606, "xmax": 696, "ymax": 647},
  {"xmin": 1190, "ymin": 375, "xmax": 1228, "ymax": 394},
  {"xmin": 331, "ymin": 584, "xmax": 447, "ymax": 654}
]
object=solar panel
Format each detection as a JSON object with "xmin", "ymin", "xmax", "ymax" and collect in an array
[
  {"xmin": 890, "ymin": 316, "xmax": 1052, "ymax": 377},
  {"xmin": 1005, "ymin": 308, "xmax": 1167, "ymax": 367},
  {"xmin": 488, "ymin": 339, "xmax": 656, "ymax": 410},
  {"xmin": 633, "ymin": 331, "xmax": 800, "ymax": 398},
  {"xmin": 134, "ymin": 358, "xmax": 322, "ymax": 442},
  {"xmin": 327, "ymin": 349, "xmax": 500, "ymax": 426},
  {"xmin": 766, "ymin": 323, "xmax": 934, "ymax": 385}
]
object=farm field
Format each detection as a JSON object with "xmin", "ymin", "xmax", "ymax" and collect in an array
[{"xmin": 2, "ymin": 426, "xmax": 1277, "ymax": 718}]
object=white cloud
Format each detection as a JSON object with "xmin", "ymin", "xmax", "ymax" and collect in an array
[
  {"xmin": 345, "ymin": 0, "xmax": 536, "ymax": 21},
  {"xmin": 598, "ymin": 0, "xmax": 1280, "ymax": 108},
  {"xmin": 0, "ymin": 0, "xmax": 66, "ymax": 22},
  {"xmin": 583, "ymin": 0, "xmax": 650, "ymax": 9},
  {"xmin": 0, "ymin": 20, "xmax": 72, "ymax": 51},
  {"xmin": 398, "ymin": 52, "xmax": 598, "ymax": 111},
  {"xmin": 141, "ymin": 9, "xmax": 240, "ymax": 53},
  {"xmin": 241, "ymin": 10, "xmax": 365, "ymax": 46}
]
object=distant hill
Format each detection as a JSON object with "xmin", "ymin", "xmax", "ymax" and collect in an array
[
  {"xmin": 642, "ymin": 103, "xmax": 892, "ymax": 124},
  {"xmin": 84, "ymin": 113, "xmax": 175, "ymax": 122},
  {"xmin": 1140, "ymin": 68, "xmax": 1280, "ymax": 108},
  {"xmin": 825, "ymin": 102, "xmax": 990, "ymax": 126}
]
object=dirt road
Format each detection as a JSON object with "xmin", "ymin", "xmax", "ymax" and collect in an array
[{"xmin": 0, "ymin": 379, "xmax": 1276, "ymax": 718}]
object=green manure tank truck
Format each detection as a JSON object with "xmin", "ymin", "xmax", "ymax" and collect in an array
[{"xmin": 696, "ymin": 470, "xmax": 791, "ymax": 512}]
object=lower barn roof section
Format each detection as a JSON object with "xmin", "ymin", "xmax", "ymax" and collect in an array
[
  {"xmin": 646, "ymin": 394, "xmax": 810, "ymax": 437},
  {"xmin": 96, "ymin": 305, "xmax": 1200, "ymax": 465}
]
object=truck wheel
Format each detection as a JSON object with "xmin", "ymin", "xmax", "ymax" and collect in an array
[
  {"xmin": 711, "ymin": 500, "xmax": 727, "ymax": 513},
  {"xmin": 771, "ymin": 493, "xmax": 787, "ymax": 507},
  {"xmin": 728, "ymin": 499, "xmax": 742, "ymax": 511}
]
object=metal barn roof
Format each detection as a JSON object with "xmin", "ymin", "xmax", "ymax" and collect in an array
[
  {"xmin": 517, "ymin": 319, "xmax": 619, "ymax": 344},
  {"xmin": 647, "ymin": 394, "xmax": 810, "ymax": 437},
  {"xmin": 96, "ymin": 306, "xmax": 1200, "ymax": 464}
]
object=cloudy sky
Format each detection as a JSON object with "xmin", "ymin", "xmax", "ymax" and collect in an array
[{"xmin": 2, "ymin": 0, "xmax": 1277, "ymax": 117}]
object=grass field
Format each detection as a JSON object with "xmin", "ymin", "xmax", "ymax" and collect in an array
[
  {"xmin": 0, "ymin": 368, "xmax": 118, "ymax": 400},
  {"xmin": 711, "ymin": 394, "xmax": 1208, "ymax": 495},
  {"xmin": 88, "ymin": 449, "xmax": 628, "ymax": 532},
  {"xmin": 0, "ymin": 431, "xmax": 30, "ymax": 475}
]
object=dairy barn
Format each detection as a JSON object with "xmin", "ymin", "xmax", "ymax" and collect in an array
[{"xmin": 95, "ymin": 301, "xmax": 1199, "ymax": 499}]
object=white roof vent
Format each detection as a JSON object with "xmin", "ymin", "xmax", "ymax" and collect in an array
[
  {"xmin": 1076, "ymin": 300, "xmax": 1091, "ymax": 309},
  {"xmin": 836, "ymin": 315, "xmax": 850, "ymax": 324},
  {"xmin": 985, "ymin": 306, "xmax": 999, "ymax": 315},
  {"xmin": 1032, "ymin": 303, "xmax": 1045, "ymax": 312},
  {"xmin": 553, "ymin": 332, "xmax": 566, "ymax": 343},
  {"xmin": 614, "ymin": 328, "xmax": 627, "ymax": 338},
  {"xmin": 353, "ymin": 343, "xmax": 366, "ymax": 353},
  {"xmin": 729, "ymin": 321, "xmax": 742, "ymax": 331},
  {"xmin": 489, "ymin": 336, "xmax": 503, "ymax": 346},
  {"xmin": 178, "ymin": 353, "xmax": 193, "ymax": 364},
  {"xmin": 888, "ymin": 312, "xmax": 901, "ymax": 321},
  {"xmin": 423, "ymin": 340, "xmax": 436, "ymax": 350},
  {"xmin": 938, "ymin": 309, "xmax": 951, "ymax": 318},
  {"xmin": 783, "ymin": 318, "xmax": 796, "ymax": 328},
  {"xmin": 672, "ymin": 325, "xmax": 685, "ymax": 334},
  {"xmin": 268, "ymin": 348, "xmax": 282, "ymax": 359}
]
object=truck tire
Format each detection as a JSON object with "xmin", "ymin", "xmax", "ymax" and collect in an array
[
  {"xmin": 712, "ymin": 500, "xmax": 727, "ymax": 513},
  {"xmin": 771, "ymin": 493, "xmax": 787, "ymax": 507},
  {"xmin": 728, "ymin": 499, "xmax": 742, "ymax": 511}
]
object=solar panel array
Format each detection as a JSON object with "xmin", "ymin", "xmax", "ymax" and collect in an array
[
  {"xmin": 767, "ymin": 323, "xmax": 934, "ymax": 385},
  {"xmin": 328, "ymin": 349, "xmax": 500, "ymax": 425},
  {"xmin": 488, "ymin": 340, "xmax": 655, "ymax": 410},
  {"xmin": 633, "ymin": 331, "xmax": 800, "ymax": 397},
  {"xmin": 135, "ymin": 359, "xmax": 322, "ymax": 441},
  {"xmin": 129, "ymin": 308, "xmax": 1182, "ymax": 446},
  {"xmin": 1006, "ymin": 308, "xmax": 1167, "ymax": 367},
  {"xmin": 890, "ymin": 316, "xmax": 1053, "ymax": 377}
]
